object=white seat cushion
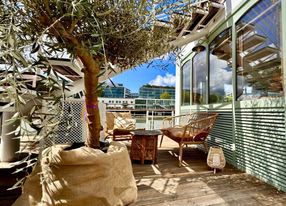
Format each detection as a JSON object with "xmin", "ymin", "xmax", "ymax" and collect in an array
[{"xmin": 114, "ymin": 116, "xmax": 136, "ymax": 130}]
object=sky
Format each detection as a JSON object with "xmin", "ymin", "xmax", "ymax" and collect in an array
[{"xmin": 110, "ymin": 54, "xmax": 176, "ymax": 93}]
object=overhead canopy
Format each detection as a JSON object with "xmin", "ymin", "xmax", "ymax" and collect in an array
[{"xmin": 169, "ymin": 0, "xmax": 225, "ymax": 47}]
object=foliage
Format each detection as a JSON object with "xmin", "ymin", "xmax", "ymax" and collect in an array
[
  {"xmin": 0, "ymin": 1, "xmax": 69, "ymax": 189},
  {"xmin": 182, "ymin": 90, "xmax": 190, "ymax": 104},
  {"xmin": 0, "ymin": 1, "xmax": 65, "ymax": 139},
  {"xmin": 0, "ymin": 0, "xmax": 186, "ymax": 149},
  {"xmin": 143, "ymin": 84, "xmax": 175, "ymax": 89},
  {"xmin": 16, "ymin": 0, "xmax": 175, "ymax": 69},
  {"xmin": 160, "ymin": 92, "xmax": 171, "ymax": 99}
]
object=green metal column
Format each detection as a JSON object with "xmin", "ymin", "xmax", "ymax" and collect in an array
[
  {"xmin": 282, "ymin": 0, "xmax": 286, "ymax": 126},
  {"xmin": 281, "ymin": 0, "xmax": 286, "ymax": 181},
  {"xmin": 205, "ymin": 43, "xmax": 209, "ymax": 104}
]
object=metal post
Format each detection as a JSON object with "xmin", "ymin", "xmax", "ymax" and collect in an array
[
  {"xmin": 151, "ymin": 110, "xmax": 154, "ymax": 129},
  {"xmin": 146, "ymin": 110, "xmax": 149, "ymax": 129},
  {"xmin": 171, "ymin": 110, "xmax": 175, "ymax": 126}
]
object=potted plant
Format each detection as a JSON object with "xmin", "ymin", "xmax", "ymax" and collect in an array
[{"xmin": 0, "ymin": 1, "xmax": 180, "ymax": 205}]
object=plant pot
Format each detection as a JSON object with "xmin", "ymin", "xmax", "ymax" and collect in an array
[
  {"xmin": 0, "ymin": 112, "xmax": 20, "ymax": 162},
  {"xmin": 13, "ymin": 141, "xmax": 137, "ymax": 206}
]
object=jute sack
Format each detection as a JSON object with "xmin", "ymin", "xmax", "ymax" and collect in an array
[{"xmin": 13, "ymin": 141, "xmax": 137, "ymax": 206}]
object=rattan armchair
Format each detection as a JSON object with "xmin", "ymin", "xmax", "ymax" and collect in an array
[
  {"xmin": 160, "ymin": 112, "xmax": 218, "ymax": 167},
  {"xmin": 105, "ymin": 112, "xmax": 135, "ymax": 141}
]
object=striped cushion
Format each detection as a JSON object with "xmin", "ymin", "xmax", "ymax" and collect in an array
[{"xmin": 114, "ymin": 116, "xmax": 136, "ymax": 130}]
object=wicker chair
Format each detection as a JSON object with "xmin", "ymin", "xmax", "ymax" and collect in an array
[
  {"xmin": 160, "ymin": 112, "xmax": 218, "ymax": 167},
  {"xmin": 105, "ymin": 112, "xmax": 135, "ymax": 141}
]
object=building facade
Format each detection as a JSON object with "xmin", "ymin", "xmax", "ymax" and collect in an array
[
  {"xmin": 99, "ymin": 97, "xmax": 135, "ymax": 109},
  {"xmin": 139, "ymin": 85, "xmax": 175, "ymax": 99},
  {"xmin": 175, "ymin": 0, "xmax": 286, "ymax": 192},
  {"xmin": 134, "ymin": 98, "xmax": 175, "ymax": 110},
  {"xmin": 101, "ymin": 83, "xmax": 131, "ymax": 98}
]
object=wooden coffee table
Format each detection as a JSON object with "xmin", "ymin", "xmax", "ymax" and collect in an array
[{"xmin": 130, "ymin": 130, "xmax": 161, "ymax": 164}]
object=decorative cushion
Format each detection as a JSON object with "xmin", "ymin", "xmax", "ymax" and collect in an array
[
  {"xmin": 114, "ymin": 116, "xmax": 136, "ymax": 130},
  {"xmin": 193, "ymin": 131, "xmax": 209, "ymax": 141}
]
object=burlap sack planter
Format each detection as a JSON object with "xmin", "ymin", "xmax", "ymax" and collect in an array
[{"xmin": 13, "ymin": 141, "xmax": 137, "ymax": 206}]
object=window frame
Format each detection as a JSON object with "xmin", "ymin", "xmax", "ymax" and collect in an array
[
  {"xmin": 208, "ymin": 26, "xmax": 233, "ymax": 104},
  {"xmin": 179, "ymin": 0, "xmax": 285, "ymax": 108},
  {"xmin": 180, "ymin": 58, "xmax": 192, "ymax": 106},
  {"xmin": 192, "ymin": 49, "xmax": 208, "ymax": 105},
  {"xmin": 235, "ymin": 0, "xmax": 283, "ymax": 101}
]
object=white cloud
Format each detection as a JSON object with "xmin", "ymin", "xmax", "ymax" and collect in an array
[{"xmin": 149, "ymin": 73, "xmax": 176, "ymax": 86}]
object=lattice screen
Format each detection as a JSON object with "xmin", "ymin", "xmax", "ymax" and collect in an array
[
  {"xmin": 43, "ymin": 99, "xmax": 106, "ymax": 147},
  {"xmin": 57, "ymin": 100, "xmax": 86, "ymax": 143},
  {"xmin": 44, "ymin": 99, "xmax": 86, "ymax": 147}
]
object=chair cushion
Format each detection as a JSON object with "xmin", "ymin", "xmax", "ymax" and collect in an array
[
  {"xmin": 162, "ymin": 127, "xmax": 209, "ymax": 142},
  {"xmin": 193, "ymin": 131, "xmax": 209, "ymax": 141},
  {"xmin": 165, "ymin": 128, "xmax": 184, "ymax": 138},
  {"xmin": 161, "ymin": 128, "xmax": 190, "ymax": 142},
  {"xmin": 114, "ymin": 116, "xmax": 136, "ymax": 130}
]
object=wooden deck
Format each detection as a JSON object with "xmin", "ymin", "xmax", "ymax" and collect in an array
[
  {"xmin": 1, "ymin": 137, "xmax": 286, "ymax": 206},
  {"xmin": 131, "ymin": 137, "xmax": 286, "ymax": 206}
]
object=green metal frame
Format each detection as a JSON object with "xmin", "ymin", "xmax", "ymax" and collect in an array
[
  {"xmin": 180, "ymin": 0, "xmax": 284, "ymax": 109},
  {"xmin": 282, "ymin": 0, "xmax": 286, "ymax": 132},
  {"xmin": 180, "ymin": 52, "xmax": 195, "ymax": 112},
  {"xmin": 281, "ymin": 0, "xmax": 286, "ymax": 189},
  {"xmin": 178, "ymin": 0, "xmax": 286, "ymax": 191}
]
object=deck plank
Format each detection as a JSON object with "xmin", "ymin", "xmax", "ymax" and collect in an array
[{"xmin": 131, "ymin": 137, "xmax": 286, "ymax": 205}]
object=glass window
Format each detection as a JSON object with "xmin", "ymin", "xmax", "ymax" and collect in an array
[
  {"xmin": 209, "ymin": 28, "xmax": 233, "ymax": 103},
  {"xmin": 236, "ymin": 0, "xmax": 282, "ymax": 100},
  {"xmin": 192, "ymin": 51, "xmax": 207, "ymax": 104},
  {"xmin": 181, "ymin": 60, "xmax": 191, "ymax": 106}
]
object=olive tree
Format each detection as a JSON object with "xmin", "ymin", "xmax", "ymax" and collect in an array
[{"xmin": 0, "ymin": 0, "xmax": 183, "ymax": 148}]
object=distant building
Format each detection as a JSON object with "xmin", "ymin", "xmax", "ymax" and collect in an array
[
  {"xmin": 99, "ymin": 97, "xmax": 135, "ymax": 109},
  {"xmin": 135, "ymin": 98, "xmax": 175, "ymax": 110},
  {"xmin": 130, "ymin": 93, "xmax": 139, "ymax": 98},
  {"xmin": 101, "ymin": 83, "xmax": 131, "ymax": 98},
  {"xmin": 139, "ymin": 85, "xmax": 175, "ymax": 99}
]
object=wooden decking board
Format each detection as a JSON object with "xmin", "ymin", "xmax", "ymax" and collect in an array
[
  {"xmin": 1, "ymin": 137, "xmax": 286, "ymax": 205},
  {"xmin": 132, "ymin": 139, "xmax": 286, "ymax": 205},
  {"xmin": 134, "ymin": 174, "xmax": 282, "ymax": 205}
]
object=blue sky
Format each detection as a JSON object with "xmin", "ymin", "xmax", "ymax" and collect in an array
[{"xmin": 110, "ymin": 54, "xmax": 176, "ymax": 93}]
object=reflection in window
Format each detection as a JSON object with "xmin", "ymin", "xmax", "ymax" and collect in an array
[
  {"xmin": 181, "ymin": 60, "xmax": 190, "ymax": 105},
  {"xmin": 209, "ymin": 28, "xmax": 233, "ymax": 103},
  {"xmin": 236, "ymin": 0, "xmax": 282, "ymax": 100},
  {"xmin": 192, "ymin": 51, "xmax": 207, "ymax": 104}
]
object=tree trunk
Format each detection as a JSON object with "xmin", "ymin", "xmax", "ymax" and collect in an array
[
  {"xmin": 76, "ymin": 51, "xmax": 101, "ymax": 148},
  {"xmin": 84, "ymin": 67, "xmax": 101, "ymax": 148},
  {"xmin": 50, "ymin": 26, "xmax": 102, "ymax": 148}
]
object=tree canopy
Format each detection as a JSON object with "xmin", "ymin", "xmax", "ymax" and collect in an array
[
  {"xmin": 0, "ymin": 0, "xmax": 186, "ymax": 148},
  {"xmin": 12, "ymin": 0, "xmax": 174, "ymax": 69},
  {"xmin": 160, "ymin": 92, "xmax": 171, "ymax": 99}
]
